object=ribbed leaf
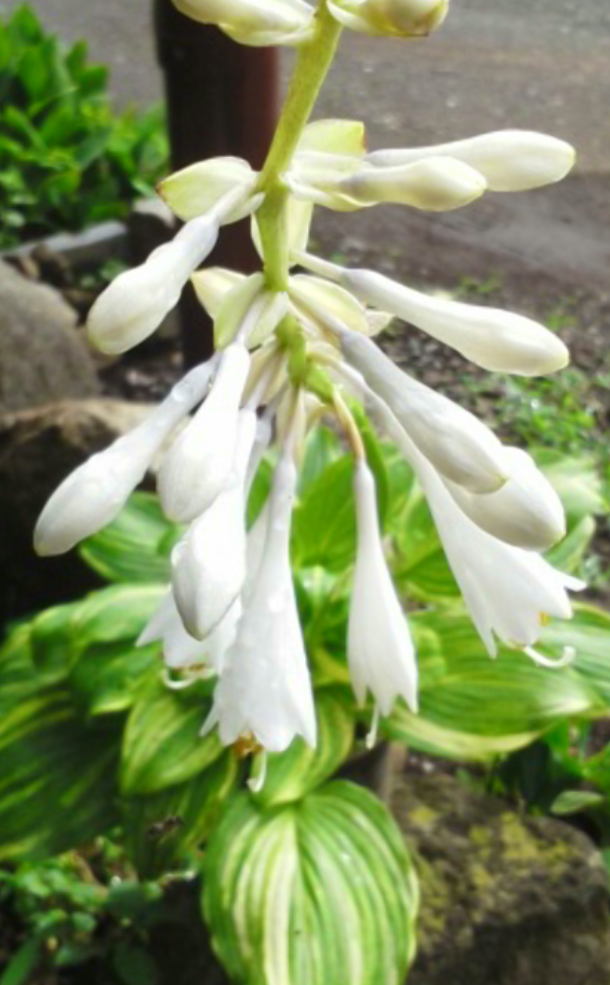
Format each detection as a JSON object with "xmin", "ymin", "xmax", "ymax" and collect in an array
[
  {"xmin": 121, "ymin": 679, "xmax": 223, "ymax": 795},
  {"xmin": 546, "ymin": 515, "xmax": 596, "ymax": 575},
  {"xmin": 253, "ymin": 690, "xmax": 355, "ymax": 808},
  {"xmin": 29, "ymin": 601, "xmax": 81, "ymax": 682},
  {"xmin": 70, "ymin": 584, "xmax": 166, "ymax": 650},
  {"xmin": 203, "ymin": 781, "xmax": 418, "ymax": 985},
  {"xmin": 123, "ymin": 752, "xmax": 239, "ymax": 877},
  {"xmin": 0, "ymin": 681, "xmax": 120, "ymax": 863},
  {"xmin": 383, "ymin": 612, "xmax": 602, "ymax": 760},
  {"xmin": 298, "ymin": 426, "xmax": 341, "ymax": 495},
  {"xmin": 533, "ymin": 449, "xmax": 606, "ymax": 518},
  {"xmin": 79, "ymin": 493, "xmax": 180, "ymax": 583},
  {"xmin": 69, "ymin": 640, "xmax": 159, "ymax": 717},
  {"xmin": 541, "ymin": 604, "xmax": 610, "ymax": 705}
]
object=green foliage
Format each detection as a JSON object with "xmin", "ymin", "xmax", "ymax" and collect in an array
[
  {"xmin": 0, "ymin": 5, "xmax": 168, "ymax": 248},
  {"xmin": 203, "ymin": 782, "xmax": 418, "ymax": 985},
  {"xmin": 3, "ymin": 424, "xmax": 610, "ymax": 985}
]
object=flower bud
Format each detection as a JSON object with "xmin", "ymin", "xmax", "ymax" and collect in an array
[
  {"xmin": 349, "ymin": 461, "xmax": 418, "ymax": 715},
  {"xmin": 338, "ymin": 330, "xmax": 510, "ymax": 493},
  {"xmin": 171, "ymin": 411, "xmax": 256, "ymax": 639},
  {"xmin": 341, "ymin": 267, "xmax": 569, "ymax": 375},
  {"xmin": 328, "ymin": 0, "xmax": 449, "ymax": 37},
  {"xmin": 138, "ymin": 590, "xmax": 241, "ymax": 672},
  {"xmin": 158, "ymin": 343, "xmax": 251, "ymax": 522},
  {"xmin": 171, "ymin": 0, "xmax": 314, "ymax": 46},
  {"xmin": 368, "ymin": 130, "xmax": 576, "ymax": 192},
  {"xmin": 445, "ymin": 448, "xmax": 566, "ymax": 551},
  {"xmin": 339, "ymin": 157, "xmax": 487, "ymax": 211},
  {"xmin": 34, "ymin": 360, "xmax": 217, "ymax": 556},
  {"xmin": 88, "ymin": 215, "xmax": 219, "ymax": 354}
]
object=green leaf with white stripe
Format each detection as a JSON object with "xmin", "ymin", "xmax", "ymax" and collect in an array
[
  {"xmin": 120, "ymin": 678, "xmax": 223, "ymax": 795},
  {"xmin": 79, "ymin": 492, "xmax": 181, "ymax": 583},
  {"xmin": 540, "ymin": 603, "xmax": 610, "ymax": 706},
  {"xmin": 253, "ymin": 690, "xmax": 355, "ymax": 808},
  {"xmin": 203, "ymin": 781, "xmax": 418, "ymax": 985},
  {"xmin": 123, "ymin": 752, "xmax": 239, "ymax": 877},
  {"xmin": 29, "ymin": 600, "xmax": 81, "ymax": 682},
  {"xmin": 0, "ymin": 680, "xmax": 120, "ymax": 863},
  {"xmin": 382, "ymin": 612, "xmax": 602, "ymax": 761}
]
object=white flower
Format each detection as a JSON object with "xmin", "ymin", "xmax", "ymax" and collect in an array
[
  {"xmin": 337, "ymin": 266, "xmax": 569, "ymax": 375},
  {"xmin": 444, "ymin": 447, "xmax": 566, "ymax": 551},
  {"xmin": 138, "ymin": 590, "xmax": 241, "ymax": 672},
  {"xmin": 349, "ymin": 460, "xmax": 418, "ymax": 714},
  {"xmin": 158, "ymin": 343, "xmax": 251, "ymax": 522},
  {"xmin": 368, "ymin": 130, "xmax": 576, "ymax": 192},
  {"xmin": 337, "ymin": 329, "xmax": 510, "ymax": 493},
  {"xmin": 328, "ymin": 0, "xmax": 449, "ymax": 37},
  {"xmin": 171, "ymin": 410, "xmax": 256, "ymax": 639},
  {"xmin": 171, "ymin": 0, "xmax": 314, "ymax": 46},
  {"xmin": 202, "ymin": 457, "xmax": 317, "ymax": 753},
  {"xmin": 34, "ymin": 360, "xmax": 217, "ymax": 556},
  {"xmin": 417, "ymin": 451, "xmax": 584, "ymax": 656}
]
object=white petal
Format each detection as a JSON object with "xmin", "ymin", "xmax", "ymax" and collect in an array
[
  {"xmin": 341, "ymin": 267, "xmax": 568, "ymax": 375},
  {"xmin": 202, "ymin": 458, "xmax": 316, "ymax": 752},
  {"xmin": 338, "ymin": 330, "xmax": 510, "ymax": 493},
  {"xmin": 191, "ymin": 268, "xmax": 246, "ymax": 319},
  {"xmin": 158, "ymin": 157, "xmax": 256, "ymax": 222},
  {"xmin": 34, "ymin": 359, "xmax": 217, "ymax": 556},
  {"xmin": 339, "ymin": 158, "xmax": 487, "ymax": 211},
  {"xmin": 138, "ymin": 589, "xmax": 240, "ymax": 672},
  {"xmin": 88, "ymin": 213, "xmax": 220, "ymax": 354},
  {"xmin": 171, "ymin": 411, "xmax": 256, "ymax": 638},
  {"xmin": 158, "ymin": 343, "xmax": 251, "ymax": 522},
  {"xmin": 173, "ymin": 0, "xmax": 314, "ymax": 45},
  {"xmin": 368, "ymin": 130, "xmax": 576, "ymax": 192},
  {"xmin": 445, "ymin": 447, "xmax": 566, "ymax": 551},
  {"xmin": 349, "ymin": 461, "xmax": 418, "ymax": 714},
  {"xmin": 328, "ymin": 0, "xmax": 449, "ymax": 36}
]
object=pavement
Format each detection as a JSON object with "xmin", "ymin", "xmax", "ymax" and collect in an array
[{"xmin": 2, "ymin": 0, "xmax": 610, "ymax": 297}]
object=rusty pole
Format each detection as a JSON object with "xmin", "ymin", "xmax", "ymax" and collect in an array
[{"xmin": 154, "ymin": 0, "xmax": 279, "ymax": 366}]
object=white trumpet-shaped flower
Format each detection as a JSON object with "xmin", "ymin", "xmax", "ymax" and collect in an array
[
  {"xmin": 328, "ymin": 0, "xmax": 449, "ymax": 37},
  {"xmin": 368, "ymin": 130, "xmax": 576, "ymax": 192},
  {"xmin": 329, "ymin": 324, "xmax": 510, "ymax": 493},
  {"xmin": 158, "ymin": 342, "xmax": 251, "ymax": 522},
  {"xmin": 87, "ymin": 188, "xmax": 251, "ymax": 354},
  {"xmin": 138, "ymin": 590, "xmax": 241, "ymax": 672},
  {"xmin": 171, "ymin": 0, "xmax": 314, "ymax": 46},
  {"xmin": 171, "ymin": 410, "xmax": 256, "ymax": 639},
  {"xmin": 349, "ymin": 460, "xmax": 418, "ymax": 715},
  {"xmin": 34, "ymin": 360, "xmax": 218, "ymax": 556},
  {"xmin": 202, "ymin": 457, "xmax": 317, "ymax": 753},
  {"xmin": 347, "ymin": 382, "xmax": 582, "ymax": 657},
  {"xmin": 444, "ymin": 447, "xmax": 566, "ymax": 551},
  {"xmin": 415, "ymin": 449, "xmax": 584, "ymax": 656}
]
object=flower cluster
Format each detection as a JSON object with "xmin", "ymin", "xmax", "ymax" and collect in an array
[{"xmin": 35, "ymin": 0, "xmax": 582, "ymax": 770}]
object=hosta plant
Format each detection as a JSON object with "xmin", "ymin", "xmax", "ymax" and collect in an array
[{"xmin": 15, "ymin": 0, "xmax": 606, "ymax": 983}]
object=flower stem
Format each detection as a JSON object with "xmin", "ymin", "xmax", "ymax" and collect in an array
[{"xmin": 256, "ymin": 2, "xmax": 342, "ymax": 291}]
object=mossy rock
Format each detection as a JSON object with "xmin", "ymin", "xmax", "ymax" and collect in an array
[{"xmin": 392, "ymin": 770, "xmax": 610, "ymax": 985}]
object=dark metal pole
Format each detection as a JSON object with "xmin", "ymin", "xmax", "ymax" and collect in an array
[{"xmin": 154, "ymin": 0, "xmax": 279, "ymax": 366}]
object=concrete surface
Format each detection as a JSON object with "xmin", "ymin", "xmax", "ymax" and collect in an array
[{"xmin": 2, "ymin": 0, "xmax": 609, "ymax": 296}]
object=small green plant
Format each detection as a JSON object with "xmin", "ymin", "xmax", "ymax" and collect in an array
[{"xmin": 0, "ymin": 5, "xmax": 169, "ymax": 248}]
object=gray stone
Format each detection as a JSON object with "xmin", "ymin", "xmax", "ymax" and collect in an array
[
  {"xmin": 0, "ymin": 261, "xmax": 100, "ymax": 414},
  {"xmin": 0, "ymin": 399, "xmax": 153, "ymax": 622},
  {"xmin": 392, "ymin": 770, "xmax": 610, "ymax": 985}
]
